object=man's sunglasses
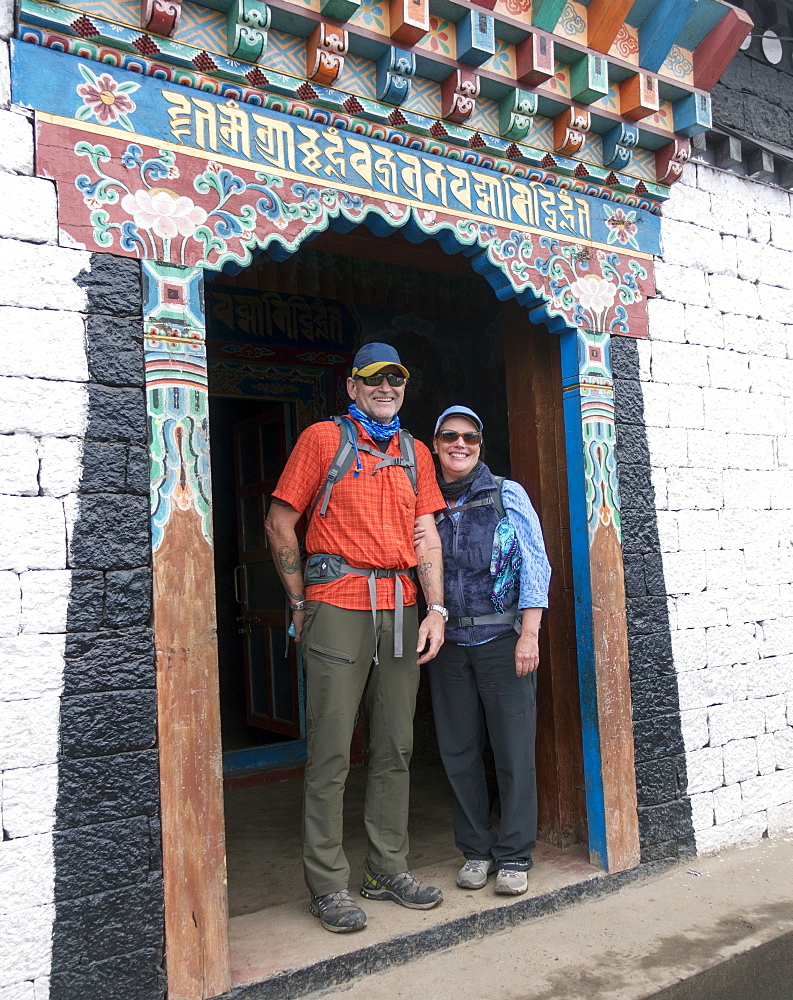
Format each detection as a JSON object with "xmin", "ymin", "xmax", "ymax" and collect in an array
[
  {"xmin": 437, "ymin": 430, "xmax": 482, "ymax": 445},
  {"xmin": 355, "ymin": 374, "xmax": 407, "ymax": 386}
]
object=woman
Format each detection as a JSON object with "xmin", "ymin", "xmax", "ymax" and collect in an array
[{"xmin": 428, "ymin": 405, "xmax": 550, "ymax": 896}]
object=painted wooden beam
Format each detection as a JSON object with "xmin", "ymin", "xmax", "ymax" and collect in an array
[
  {"xmin": 498, "ymin": 88, "xmax": 537, "ymax": 141},
  {"xmin": 586, "ymin": 0, "xmax": 633, "ymax": 54},
  {"xmin": 516, "ymin": 31, "xmax": 555, "ymax": 87},
  {"xmin": 306, "ymin": 22, "xmax": 348, "ymax": 86},
  {"xmin": 141, "ymin": 0, "xmax": 181, "ymax": 37},
  {"xmin": 693, "ymin": 6, "xmax": 753, "ymax": 91},
  {"xmin": 638, "ymin": 0, "xmax": 697, "ymax": 73},
  {"xmin": 390, "ymin": 0, "xmax": 430, "ymax": 46},
  {"xmin": 532, "ymin": 0, "xmax": 567, "ymax": 33},
  {"xmin": 319, "ymin": 0, "xmax": 361, "ymax": 21},
  {"xmin": 441, "ymin": 68, "xmax": 479, "ymax": 123},
  {"xmin": 673, "ymin": 91, "xmax": 711, "ymax": 136},
  {"xmin": 619, "ymin": 72, "xmax": 660, "ymax": 120},
  {"xmin": 457, "ymin": 9, "xmax": 496, "ymax": 67},
  {"xmin": 375, "ymin": 46, "xmax": 415, "ymax": 105},
  {"xmin": 553, "ymin": 106, "xmax": 590, "ymax": 157},
  {"xmin": 226, "ymin": 0, "xmax": 270, "ymax": 62},
  {"xmin": 560, "ymin": 326, "xmax": 641, "ymax": 874},
  {"xmin": 655, "ymin": 137, "xmax": 691, "ymax": 184},
  {"xmin": 601, "ymin": 122, "xmax": 638, "ymax": 171},
  {"xmin": 142, "ymin": 260, "xmax": 230, "ymax": 1000},
  {"xmin": 569, "ymin": 52, "xmax": 609, "ymax": 104}
]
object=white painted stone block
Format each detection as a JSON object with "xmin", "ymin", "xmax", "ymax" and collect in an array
[
  {"xmin": 0, "ymin": 110, "xmax": 34, "ymax": 176},
  {"xmin": 662, "ymin": 177, "xmax": 712, "ymax": 226},
  {"xmin": 0, "ymin": 176, "xmax": 57, "ymax": 245},
  {"xmin": 675, "ymin": 590, "xmax": 728, "ymax": 630},
  {"xmin": 32, "ymin": 978, "xmax": 48, "ymax": 1000},
  {"xmin": 0, "ymin": 835, "xmax": 55, "ymax": 915},
  {"xmin": 707, "ymin": 349, "xmax": 751, "ymax": 392},
  {"xmin": 765, "ymin": 694, "xmax": 788, "ymax": 733},
  {"xmin": 0, "ymin": 377, "xmax": 88, "ymax": 438},
  {"xmin": 769, "ymin": 471, "xmax": 793, "ymax": 511},
  {"xmin": 717, "ymin": 235, "xmax": 738, "ymax": 279},
  {"xmin": 678, "ymin": 509, "xmax": 720, "ymax": 551},
  {"xmin": 712, "ymin": 783, "xmax": 742, "ymax": 825},
  {"xmin": 768, "ymin": 800, "xmax": 793, "ymax": 837},
  {"xmin": 707, "ymin": 389, "xmax": 786, "ymax": 436},
  {"xmin": 656, "ymin": 510, "xmax": 680, "ymax": 552},
  {"xmin": 0, "ymin": 42, "xmax": 8, "ymax": 111},
  {"xmin": 635, "ymin": 337, "xmax": 652, "ymax": 381},
  {"xmin": 711, "ymin": 195, "xmax": 748, "ymax": 240},
  {"xmin": 760, "ymin": 618, "xmax": 793, "ymax": 658},
  {"xmin": 666, "ymin": 467, "xmax": 721, "ymax": 510},
  {"xmin": 722, "ymin": 738, "xmax": 759, "ymax": 784},
  {"xmin": 0, "ymin": 634, "xmax": 64, "ymax": 701},
  {"xmin": 0, "ymin": 570, "xmax": 20, "ymax": 637},
  {"xmin": 661, "ymin": 550, "xmax": 706, "ymax": 594},
  {"xmin": 653, "ymin": 263, "xmax": 710, "ymax": 308},
  {"xmin": 694, "ymin": 811, "xmax": 766, "ymax": 855},
  {"xmin": 709, "ymin": 274, "xmax": 759, "ymax": 317},
  {"xmin": 756, "ymin": 732, "xmax": 776, "ymax": 775},
  {"xmin": 0, "ymin": 434, "xmax": 38, "ymax": 496},
  {"xmin": 0, "ymin": 904, "xmax": 53, "ymax": 989},
  {"xmin": 705, "ymin": 623, "xmax": 757, "ymax": 667},
  {"xmin": 748, "ymin": 656, "xmax": 793, "ymax": 699},
  {"xmin": 659, "ymin": 218, "xmax": 723, "ymax": 272},
  {"xmin": 0, "ymin": 241, "xmax": 90, "ymax": 312},
  {"xmin": 704, "ymin": 550, "xmax": 745, "ymax": 591},
  {"xmin": 0, "ymin": 0, "xmax": 14, "ymax": 39},
  {"xmin": 724, "ymin": 434, "xmax": 775, "ymax": 472},
  {"xmin": 0, "ymin": 982, "xmax": 36, "ymax": 1000},
  {"xmin": 736, "ymin": 239, "xmax": 793, "ymax": 290},
  {"xmin": 688, "ymin": 790, "xmax": 714, "ymax": 832},
  {"xmin": 649, "ymin": 465, "xmax": 668, "ymax": 508},
  {"xmin": 771, "ymin": 215, "xmax": 793, "ymax": 253},
  {"xmin": 638, "ymin": 380, "xmax": 671, "ymax": 427},
  {"xmin": 666, "ymin": 383, "xmax": 705, "ymax": 430},
  {"xmin": 645, "ymin": 426, "xmax": 687, "ymax": 469},
  {"xmin": 719, "ymin": 508, "xmax": 769, "ymax": 549},
  {"xmin": 741, "ymin": 768, "xmax": 793, "ymax": 815},
  {"xmin": 1, "ymin": 764, "xmax": 58, "ymax": 839},
  {"xmin": 39, "ymin": 437, "xmax": 82, "ymax": 498},
  {"xmin": 709, "ymin": 700, "xmax": 766, "ymax": 746},
  {"xmin": 775, "ymin": 728, "xmax": 793, "ymax": 769},
  {"xmin": 685, "ymin": 429, "xmax": 726, "ymax": 470},
  {"xmin": 686, "ymin": 748, "xmax": 724, "ymax": 795},
  {"xmin": 723, "ymin": 313, "xmax": 786, "ymax": 357},
  {"xmin": 678, "ymin": 664, "xmax": 744, "ymax": 711},
  {"xmin": 745, "ymin": 545, "xmax": 793, "ymax": 587},
  {"xmin": 726, "ymin": 585, "xmax": 782, "ymax": 627},
  {"xmin": 749, "ymin": 354, "xmax": 793, "ymax": 397},
  {"xmin": 780, "ymin": 585, "xmax": 793, "ymax": 616},
  {"xmin": 0, "ymin": 308, "xmax": 88, "ymax": 382},
  {"xmin": 680, "ymin": 708, "xmax": 709, "ymax": 751},
  {"xmin": 0, "ymin": 497, "xmax": 65, "ymax": 573},
  {"xmin": 685, "ymin": 304, "xmax": 724, "ymax": 348},
  {"xmin": 670, "ymin": 628, "xmax": 707, "ymax": 672},
  {"xmin": 758, "ymin": 283, "xmax": 793, "ymax": 326},
  {"xmin": 0, "ymin": 698, "xmax": 60, "ymax": 769},
  {"xmin": 747, "ymin": 212, "xmax": 771, "ymax": 244},
  {"xmin": 20, "ymin": 570, "xmax": 73, "ymax": 635},
  {"xmin": 722, "ymin": 469, "xmax": 772, "ymax": 509},
  {"xmin": 651, "ymin": 341, "xmax": 709, "ymax": 387},
  {"xmin": 647, "ymin": 296, "xmax": 686, "ymax": 343}
]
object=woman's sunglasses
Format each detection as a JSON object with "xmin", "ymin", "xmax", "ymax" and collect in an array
[
  {"xmin": 355, "ymin": 374, "xmax": 407, "ymax": 387},
  {"xmin": 437, "ymin": 430, "xmax": 482, "ymax": 445}
]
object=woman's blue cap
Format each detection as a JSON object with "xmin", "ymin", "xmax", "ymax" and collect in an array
[{"xmin": 434, "ymin": 405, "xmax": 484, "ymax": 436}]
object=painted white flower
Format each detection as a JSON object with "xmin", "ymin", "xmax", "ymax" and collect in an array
[
  {"xmin": 420, "ymin": 210, "xmax": 436, "ymax": 225},
  {"xmin": 121, "ymin": 188, "xmax": 207, "ymax": 239},
  {"xmin": 570, "ymin": 275, "xmax": 617, "ymax": 313}
]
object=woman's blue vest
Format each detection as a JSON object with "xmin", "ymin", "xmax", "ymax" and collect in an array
[{"xmin": 437, "ymin": 463, "xmax": 519, "ymax": 645}]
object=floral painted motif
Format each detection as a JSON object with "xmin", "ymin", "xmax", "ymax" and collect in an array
[
  {"xmin": 76, "ymin": 64, "xmax": 139, "ymax": 130},
  {"xmin": 122, "ymin": 189, "xmax": 208, "ymax": 239},
  {"xmin": 603, "ymin": 206, "xmax": 639, "ymax": 250},
  {"xmin": 425, "ymin": 17, "xmax": 451, "ymax": 55},
  {"xmin": 357, "ymin": 1, "xmax": 385, "ymax": 30},
  {"xmin": 483, "ymin": 41, "xmax": 512, "ymax": 75},
  {"xmin": 570, "ymin": 275, "xmax": 617, "ymax": 314},
  {"xmin": 545, "ymin": 64, "xmax": 569, "ymax": 96}
]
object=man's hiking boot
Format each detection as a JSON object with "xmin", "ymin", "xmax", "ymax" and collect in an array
[
  {"xmin": 361, "ymin": 862, "xmax": 443, "ymax": 909},
  {"xmin": 457, "ymin": 858, "xmax": 495, "ymax": 889},
  {"xmin": 309, "ymin": 889, "xmax": 367, "ymax": 932}
]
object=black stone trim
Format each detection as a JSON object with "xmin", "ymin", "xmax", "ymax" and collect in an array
[
  {"xmin": 611, "ymin": 336, "xmax": 695, "ymax": 865},
  {"xmin": 224, "ymin": 860, "xmax": 676, "ymax": 1000},
  {"xmin": 51, "ymin": 255, "xmax": 165, "ymax": 1000}
]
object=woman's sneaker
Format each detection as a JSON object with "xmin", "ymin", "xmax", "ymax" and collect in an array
[
  {"xmin": 310, "ymin": 890, "xmax": 367, "ymax": 932},
  {"xmin": 457, "ymin": 858, "xmax": 495, "ymax": 889},
  {"xmin": 361, "ymin": 863, "xmax": 443, "ymax": 909},
  {"xmin": 495, "ymin": 868, "xmax": 528, "ymax": 895}
]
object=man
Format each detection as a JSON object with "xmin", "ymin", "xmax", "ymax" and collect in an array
[{"xmin": 265, "ymin": 342, "xmax": 448, "ymax": 933}]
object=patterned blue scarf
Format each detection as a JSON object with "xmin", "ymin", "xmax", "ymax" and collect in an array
[
  {"xmin": 490, "ymin": 517, "xmax": 522, "ymax": 614},
  {"xmin": 348, "ymin": 403, "xmax": 401, "ymax": 441}
]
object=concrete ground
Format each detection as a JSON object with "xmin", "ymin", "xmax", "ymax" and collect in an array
[{"xmin": 303, "ymin": 833, "xmax": 793, "ymax": 1000}]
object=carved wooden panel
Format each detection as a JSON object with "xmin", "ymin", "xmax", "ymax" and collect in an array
[
  {"xmin": 655, "ymin": 137, "xmax": 691, "ymax": 184},
  {"xmin": 306, "ymin": 22, "xmax": 348, "ymax": 86},
  {"xmin": 553, "ymin": 107, "xmax": 590, "ymax": 157},
  {"xmin": 440, "ymin": 68, "xmax": 479, "ymax": 124},
  {"xmin": 140, "ymin": 0, "xmax": 181, "ymax": 37}
]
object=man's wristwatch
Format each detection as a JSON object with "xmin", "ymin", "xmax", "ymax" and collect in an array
[
  {"xmin": 426, "ymin": 604, "xmax": 448, "ymax": 622},
  {"xmin": 289, "ymin": 600, "xmax": 307, "ymax": 612}
]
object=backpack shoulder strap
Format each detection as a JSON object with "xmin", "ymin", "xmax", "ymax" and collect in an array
[
  {"xmin": 397, "ymin": 428, "xmax": 418, "ymax": 495},
  {"xmin": 492, "ymin": 475, "xmax": 506, "ymax": 520},
  {"xmin": 307, "ymin": 416, "xmax": 359, "ymax": 522}
]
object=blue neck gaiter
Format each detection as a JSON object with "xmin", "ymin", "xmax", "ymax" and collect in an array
[{"xmin": 348, "ymin": 403, "xmax": 401, "ymax": 441}]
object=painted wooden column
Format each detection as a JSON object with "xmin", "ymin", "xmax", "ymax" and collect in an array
[
  {"xmin": 142, "ymin": 261, "xmax": 231, "ymax": 1000},
  {"xmin": 560, "ymin": 327, "xmax": 640, "ymax": 874}
]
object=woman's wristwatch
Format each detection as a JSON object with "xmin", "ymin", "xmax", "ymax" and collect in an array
[
  {"xmin": 426, "ymin": 604, "xmax": 448, "ymax": 622},
  {"xmin": 289, "ymin": 600, "xmax": 307, "ymax": 612}
]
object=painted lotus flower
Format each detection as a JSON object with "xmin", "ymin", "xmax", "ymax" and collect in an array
[
  {"xmin": 121, "ymin": 188, "xmax": 208, "ymax": 240},
  {"xmin": 604, "ymin": 207, "xmax": 639, "ymax": 247},
  {"xmin": 76, "ymin": 66, "xmax": 139, "ymax": 131},
  {"xmin": 570, "ymin": 275, "xmax": 617, "ymax": 313}
]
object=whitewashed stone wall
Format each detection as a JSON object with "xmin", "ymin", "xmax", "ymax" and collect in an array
[
  {"xmin": 0, "ymin": 1, "xmax": 91, "ymax": 990},
  {"xmin": 645, "ymin": 162, "xmax": 793, "ymax": 855}
]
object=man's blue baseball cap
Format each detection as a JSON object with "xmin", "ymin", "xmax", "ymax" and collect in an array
[
  {"xmin": 434, "ymin": 405, "xmax": 484, "ymax": 436},
  {"xmin": 352, "ymin": 342, "xmax": 410, "ymax": 378}
]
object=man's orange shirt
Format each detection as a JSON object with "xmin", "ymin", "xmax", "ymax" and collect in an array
[{"xmin": 272, "ymin": 418, "xmax": 444, "ymax": 610}]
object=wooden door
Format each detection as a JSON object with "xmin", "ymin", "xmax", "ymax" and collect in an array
[{"xmin": 233, "ymin": 406, "xmax": 304, "ymax": 738}]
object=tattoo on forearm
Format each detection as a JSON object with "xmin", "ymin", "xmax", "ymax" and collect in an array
[
  {"xmin": 277, "ymin": 545, "xmax": 301, "ymax": 575},
  {"xmin": 417, "ymin": 556, "xmax": 443, "ymax": 596},
  {"xmin": 287, "ymin": 589, "xmax": 304, "ymax": 602}
]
